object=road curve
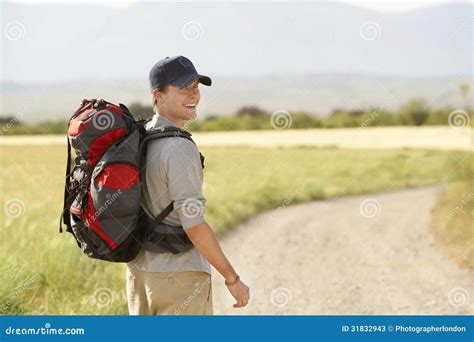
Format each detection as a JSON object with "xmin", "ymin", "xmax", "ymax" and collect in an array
[{"xmin": 212, "ymin": 185, "xmax": 473, "ymax": 314}]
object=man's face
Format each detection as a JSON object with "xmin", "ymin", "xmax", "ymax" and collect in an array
[{"xmin": 156, "ymin": 80, "xmax": 201, "ymax": 121}]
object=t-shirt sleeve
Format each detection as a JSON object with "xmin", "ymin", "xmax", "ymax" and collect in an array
[{"xmin": 163, "ymin": 138, "xmax": 206, "ymax": 229}]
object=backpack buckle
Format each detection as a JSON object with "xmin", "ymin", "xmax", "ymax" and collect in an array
[
  {"xmin": 92, "ymin": 161, "xmax": 106, "ymax": 178},
  {"xmin": 93, "ymin": 99, "xmax": 107, "ymax": 110}
]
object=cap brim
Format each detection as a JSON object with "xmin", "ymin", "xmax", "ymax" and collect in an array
[
  {"xmin": 169, "ymin": 73, "xmax": 212, "ymax": 89},
  {"xmin": 198, "ymin": 74, "xmax": 212, "ymax": 86}
]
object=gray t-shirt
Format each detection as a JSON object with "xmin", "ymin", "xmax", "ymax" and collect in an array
[{"xmin": 127, "ymin": 115, "xmax": 211, "ymax": 274}]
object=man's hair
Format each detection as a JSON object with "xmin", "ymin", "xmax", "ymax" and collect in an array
[{"xmin": 151, "ymin": 84, "xmax": 168, "ymax": 114}]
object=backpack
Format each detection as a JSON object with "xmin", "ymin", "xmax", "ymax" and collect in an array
[{"xmin": 59, "ymin": 98, "xmax": 201, "ymax": 262}]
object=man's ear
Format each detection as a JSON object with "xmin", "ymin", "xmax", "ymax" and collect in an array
[{"xmin": 152, "ymin": 89, "xmax": 162, "ymax": 103}]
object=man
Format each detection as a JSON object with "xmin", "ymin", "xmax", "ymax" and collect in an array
[{"xmin": 126, "ymin": 55, "xmax": 250, "ymax": 315}]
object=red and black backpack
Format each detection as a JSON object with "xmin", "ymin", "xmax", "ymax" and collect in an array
[{"xmin": 59, "ymin": 98, "xmax": 201, "ymax": 262}]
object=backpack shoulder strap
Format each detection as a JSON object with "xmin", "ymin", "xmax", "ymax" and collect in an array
[
  {"xmin": 138, "ymin": 125, "xmax": 195, "ymax": 170},
  {"xmin": 138, "ymin": 125, "xmax": 201, "ymax": 227},
  {"xmin": 142, "ymin": 125, "xmax": 194, "ymax": 142}
]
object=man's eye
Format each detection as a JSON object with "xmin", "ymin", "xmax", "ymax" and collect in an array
[{"xmin": 184, "ymin": 84, "xmax": 198, "ymax": 91}]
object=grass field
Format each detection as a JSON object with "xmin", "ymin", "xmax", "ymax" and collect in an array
[
  {"xmin": 1, "ymin": 127, "xmax": 472, "ymax": 151},
  {"xmin": 0, "ymin": 144, "xmax": 472, "ymax": 314},
  {"xmin": 430, "ymin": 176, "xmax": 474, "ymax": 269}
]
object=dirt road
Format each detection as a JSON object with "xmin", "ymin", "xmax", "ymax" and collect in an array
[{"xmin": 212, "ymin": 186, "xmax": 473, "ymax": 314}]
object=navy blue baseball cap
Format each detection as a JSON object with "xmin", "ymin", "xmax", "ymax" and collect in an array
[{"xmin": 149, "ymin": 55, "xmax": 212, "ymax": 91}]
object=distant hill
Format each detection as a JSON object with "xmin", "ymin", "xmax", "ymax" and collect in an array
[{"xmin": 1, "ymin": 1, "xmax": 472, "ymax": 123}]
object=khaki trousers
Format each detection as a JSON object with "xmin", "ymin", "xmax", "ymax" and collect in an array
[{"xmin": 126, "ymin": 265, "xmax": 213, "ymax": 315}]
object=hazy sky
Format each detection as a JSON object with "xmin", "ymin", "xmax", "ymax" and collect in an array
[
  {"xmin": 5, "ymin": 0, "xmax": 461, "ymax": 12},
  {"xmin": 1, "ymin": 1, "xmax": 472, "ymax": 83}
]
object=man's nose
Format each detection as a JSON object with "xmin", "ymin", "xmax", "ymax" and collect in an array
[{"xmin": 190, "ymin": 88, "xmax": 199, "ymax": 98}]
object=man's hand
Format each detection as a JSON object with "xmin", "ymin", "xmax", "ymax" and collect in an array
[
  {"xmin": 185, "ymin": 221, "xmax": 251, "ymax": 309},
  {"xmin": 227, "ymin": 279, "xmax": 250, "ymax": 308}
]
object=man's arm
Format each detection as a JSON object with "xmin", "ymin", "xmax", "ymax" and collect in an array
[
  {"xmin": 185, "ymin": 221, "xmax": 250, "ymax": 308},
  {"xmin": 163, "ymin": 138, "xmax": 250, "ymax": 308}
]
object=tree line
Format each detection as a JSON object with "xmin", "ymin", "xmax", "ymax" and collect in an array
[{"xmin": 1, "ymin": 84, "xmax": 472, "ymax": 135}]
